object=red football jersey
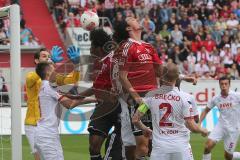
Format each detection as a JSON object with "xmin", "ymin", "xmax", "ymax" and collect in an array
[
  {"xmin": 113, "ymin": 38, "xmax": 162, "ymax": 93},
  {"xmin": 93, "ymin": 53, "xmax": 113, "ymax": 98}
]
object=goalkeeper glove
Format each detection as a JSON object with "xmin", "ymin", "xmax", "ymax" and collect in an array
[
  {"xmin": 51, "ymin": 45, "xmax": 64, "ymax": 63},
  {"xmin": 67, "ymin": 45, "xmax": 81, "ymax": 64}
]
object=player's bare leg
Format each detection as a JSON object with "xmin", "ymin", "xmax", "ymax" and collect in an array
[
  {"xmin": 224, "ymin": 151, "xmax": 233, "ymax": 160},
  {"xmin": 125, "ymin": 146, "xmax": 136, "ymax": 160},
  {"xmin": 202, "ymin": 139, "xmax": 216, "ymax": 160},
  {"xmin": 89, "ymin": 135, "xmax": 105, "ymax": 160},
  {"xmin": 135, "ymin": 135, "xmax": 149, "ymax": 159},
  {"xmin": 34, "ymin": 153, "xmax": 40, "ymax": 160}
]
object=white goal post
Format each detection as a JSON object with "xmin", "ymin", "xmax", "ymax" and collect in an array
[
  {"xmin": 0, "ymin": 4, "xmax": 22, "ymax": 160},
  {"xmin": 10, "ymin": 4, "xmax": 21, "ymax": 160}
]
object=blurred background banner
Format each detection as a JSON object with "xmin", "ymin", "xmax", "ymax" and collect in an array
[{"xmin": 1, "ymin": 80, "xmax": 239, "ymax": 135}]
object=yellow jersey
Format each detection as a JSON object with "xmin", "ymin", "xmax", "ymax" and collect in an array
[{"xmin": 24, "ymin": 71, "xmax": 80, "ymax": 126}]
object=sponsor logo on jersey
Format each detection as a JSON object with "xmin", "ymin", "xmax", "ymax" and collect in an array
[{"xmin": 219, "ymin": 103, "xmax": 232, "ymax": 109}]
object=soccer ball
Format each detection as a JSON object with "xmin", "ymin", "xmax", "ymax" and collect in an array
[{"xmin": 80, "ymin": 11, "xmax": 99, "ymax": 31}]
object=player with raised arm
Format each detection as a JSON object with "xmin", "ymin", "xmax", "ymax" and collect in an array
[
  {"xmin": 34, "ymin": 62, "xmax": 96, "ymax": 160},
  {"xmin": 200, "ymin": 76, "xmax": 240, "ymax": 160},
  {"xmin": 132, "ymin": 63, "xmax": 208, "ymax": 160},
  {"xmin": 24, "ymin": 46, "xmax": 80, "ymax": 160},
  {"xmin": 65, "ymin": 29, "xmax": 122, "ymax": 160},
  {"xmin": 112, "ymin": 17, "xmax": 162, "ymax": 160}
]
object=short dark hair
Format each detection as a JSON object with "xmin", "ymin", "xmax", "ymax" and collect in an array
[
  {"xmin": 90, "ymin": 28, "xmax": 112, "ymax": 48},
  {"xmin": 219, "ymin": 76, "xmax": 231, "ymax": 84},
  {"xmin": 35, "ymin": 62, "xmax": 51, "ymax": 80},
  {"xmin": 113, "ymin": 21, "xmax": 130, "ymax": 43},
  {"xmin": 34, "ymin": 48, "xmax": 47, "ymax": 61}
]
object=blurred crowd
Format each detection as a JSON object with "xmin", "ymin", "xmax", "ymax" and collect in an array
[
  {"xmin": 0, "ymin": 18, "xmax": 40, "ymax": 46},
  {"xmin": 52, "ymin": 0, "xmax": 240, "ymax": 80},
  {"xmin": 0, "ymin": 0, "xmax": 40, "ymax": 46}
]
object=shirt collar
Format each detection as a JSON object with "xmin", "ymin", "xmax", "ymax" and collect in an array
[{"xmin": 128, "ymin": 38, "xmax": 143, "ymax": 45}]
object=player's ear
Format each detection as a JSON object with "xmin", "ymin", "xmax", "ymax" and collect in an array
[
  {"xmin": 34, "ymin": 59, "xmax": 39, "ymax": 64},
  {"xmin": 126, "ymin": 26, "xmax": 132, "ymax": 31}
]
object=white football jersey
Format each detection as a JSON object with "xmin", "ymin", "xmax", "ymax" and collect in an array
[
  {"xmin": 36, "ymin": 80, "xmax": 61, "ymax": 137},
  {"xmin": 180, "ymin": 91, "xmax": 199, "ymax": 117},
  {"xmin": 143, "ymin": 85, "xmax": 193, "ymax": 153},
  {"xmin": 207, "ymin": 91, "xmax": 240, "ymax": 132}
]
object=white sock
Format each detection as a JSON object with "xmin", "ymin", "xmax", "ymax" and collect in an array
[
  {"xmin": 202, "ymin": 153, "xmax": 211, "ymax": 160},
  {"xmin": 233, "ymin": 152, "xmax": 240, "ymax": 159}
]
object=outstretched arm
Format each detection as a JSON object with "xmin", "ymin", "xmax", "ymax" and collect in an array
[
  {"xmin": 199, "ymin": 107, "xmax": 211, "ymax": 125},
  {"xmin": 58, "ymin": 96, "xmax": 97, "ymax": 109},
  {"xmin": 185, "ymin": 118, "xmax": 208, "ymax": 137}
]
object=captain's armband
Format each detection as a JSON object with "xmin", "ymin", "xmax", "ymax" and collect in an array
[{"xmin": 138, "ymin": 103, "xmax": 149, "ymax": 114}]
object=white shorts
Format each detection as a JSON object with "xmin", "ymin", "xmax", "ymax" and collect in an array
[
  {"xmin": 34, "ymin": 134, "xmax": 64, "ymax": 160},
  {"xmin": 150, "ymin": 143, "xmax": 193, "ymax": 160},
  {"xmin": 119, "ymin": 98, "xmax": 136, "ymax": 146},
  {"xmin": 208, "ymin": 122, "xmax": 240, "ymax": 154},
  {"xmin": 24, "ymin": 125, "xmax": 37, "ymax": 154}
]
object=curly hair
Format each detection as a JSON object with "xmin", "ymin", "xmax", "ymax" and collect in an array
[
  {"xmin": 113, "ymin": 21, "xmax": 130, "ymax": 44},
  {"xmin": 90, "ymin": 28, "xmax": 112, "ymax": 48}
]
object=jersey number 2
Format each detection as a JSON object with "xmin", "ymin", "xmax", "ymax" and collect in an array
[{"xmin": 159, "ymin": 103, "xmax": 173, "ymax": 127}]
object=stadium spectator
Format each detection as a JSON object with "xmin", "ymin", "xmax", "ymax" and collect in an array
[
  {"xmin": 191, "ymin": 13, "xmax": 202, "ymax": 33},
  {"xmin": 179, "ymin": 12, "xmax": 190, "ymax": 32},
  {"xmin": 158, "ymin": 24, "xmax": 171, "ymax": 42},
  {"xmin": 148, "ymin": 4, "xmax": 160, "ymax": 27},
  {"xmin": 64, "ymin": 12, "xmax": 81, "ymax": 27},
  {"xmin": 220, "ymin": 44, "xmax": 234, "ymax": 68},
  {"xmin": 159, "ymin": 3, "xmax": 171, "ymax": 24},
  {"xmin": 220, "ymin": 5, "xmax": 231, "ymax": 19},
  {"xmin": 53, "ymin": 0, "xmax": 66, "ymax": 23},
  {"xmin": 179, "ymin": 60, "xmax": 194, "ymax": 75},
  {"xmin": 203, "ymin": 34, "xmax": 216, "ymax": 53},
  {"xmin": 167, "ymin": 12, "xmax": 178, "ymax": 31},
  {"xmin": 235, "ymin": 47, "xmax": 240, "ymax": 74},
  {"xmin": 196, "ymin": 46, "xmax": 210, "ymax": 63},
  {"xmin": 20, "ymin": 19, "xmax": 32, "ymax": 45},
  {"xmin": 24, "ymin": 35, "xmax": 39, "ymax": 46},
  {"xmin": 201, "ymin": 71, "xmax": 213, "ymax": 80},
  {"xmin": 208, "ymin": 61, "xmax": 216, "ymax": 77},
  {"xmin": 187, "ymin": 51, "xmax": 197, "ymax": 66},
  {"xmin": 195, "ymin": 60, "xmax": 210, "ymax": 77},
  {"xmin": 104, "ymin": 0, "xmax": 114, "ymax": 20},
  {"xmin": 0, "ymin": 27, "xmax": 9, "ymax": 45},
  {"xmin": 171, "ymin": 24, "xmax": 183, "ymax": 45},
  {"xmin": 113, "ymin": 11, "xmax": 124, "ymax": 29},
  {"xmin": 135, "ymin": 1, "xmax": 148, "ymax": 20},
  {"xmin": 230, "ymin": 63, "xmax": 240, "ymax": 79},
  {"xmin": 211, "ymin": 25, "xmax": 223, "ymax": 46},
  {"xmin": 0, "ymin": 71, "xmax": 9, "ymax": 104}
]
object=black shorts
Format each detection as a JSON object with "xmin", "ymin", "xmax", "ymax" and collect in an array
[
  {"xmin": 88, "ymin": 101, "xmax": 121, "ymax": 138},
  {"xmin": 128, "ymin": 92, "xmax": 152, "ymax": 136}
]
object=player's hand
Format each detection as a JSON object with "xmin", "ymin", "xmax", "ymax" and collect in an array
[
  {"xmin": 192, "ymin": 77, "xmax": 198, "ymax": 85},
  {"xmin": 143, "ymin": 127, "xmax": 152, "ymax": 138},
  {"xmin": 67, "ymin": 45, "xmax": 81, "ymax": 64},
  {"xmin": 201, "ymin": 128, "xmax": 209, "ymax": 137},
  {"xmin": 51, "ymin": 45, "xmax": 64, "ymax": 63}
]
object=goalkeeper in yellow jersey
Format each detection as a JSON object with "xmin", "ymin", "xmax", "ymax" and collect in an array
[{"xmin": 24, "ymin": 45, "xmax": 81, "ymax": 160}]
